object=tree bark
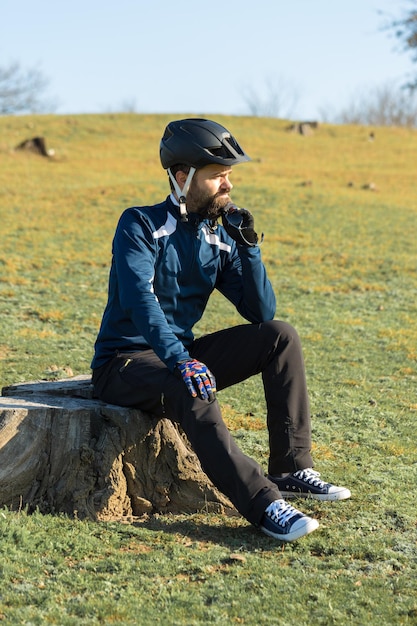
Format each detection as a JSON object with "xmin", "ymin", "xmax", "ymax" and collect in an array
[{"xmin": 0, "ymin": 376, "xmax": 233, "ymax": 520}]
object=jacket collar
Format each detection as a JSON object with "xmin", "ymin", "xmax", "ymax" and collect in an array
[{"xmin": 167, "ymin": 194, "xmax": 208, "ymax": 230}]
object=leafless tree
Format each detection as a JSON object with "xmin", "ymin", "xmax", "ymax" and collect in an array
[
  {"xmin": 381, "ymin": 2, "xmax": 417, "ymax": 89},
  {"xmin": 320, "ymin": 81, "xmax": 417, "ymax": 126},
  {"xmin": 241, "ymin": 76, "xmax": 300, "ymax": 118},
  {"xmin": 104, "ymin": 98, "xmax": 138, "ymax": 113},
  {"xmin": 119, "ymin": 98, "xmax": 138, "ymax": 113},
  {"xmin": 319, "ymin": 4, "xmax": 417, "ymax": 126},
  {"xmin": 0, "ymin": 61, "xmax": 56, "ymax": 115}
]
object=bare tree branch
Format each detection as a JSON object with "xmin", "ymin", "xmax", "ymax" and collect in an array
[
  {"xmin": 240, "ymin": 76, "xmax": 300, "ymax": 119},
  {"xmin": 0, "ymin": 61, "xmax": 56, "ymax": 115},
  {"xmin": 381, "ymin": 3, "xmax": 417, "ymax": 90},
  {"xmin": 321, "ymin": 81, "xmax": 417, "ymax": 127}
]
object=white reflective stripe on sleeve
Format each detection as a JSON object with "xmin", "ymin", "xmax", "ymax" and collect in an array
[{"xmin": 152, "ymin": 213, "xmax": 178, "ymax": 239}]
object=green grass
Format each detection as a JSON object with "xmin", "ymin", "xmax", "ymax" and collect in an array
[{"xmin": 0, "ymin": 113, "xmax": 416, "ymax": 625}]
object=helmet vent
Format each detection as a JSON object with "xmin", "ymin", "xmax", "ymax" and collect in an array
[
  {"xmin": 209, "ymin": 136, "xmax": 246, "ymax": 160},
  {"xmin": 162, "ymin": 127, "xmax": 173, "ymax": 141},
  {"xmin": 210, "ymin": 146, "xmax": 231, "ymax": 158}
]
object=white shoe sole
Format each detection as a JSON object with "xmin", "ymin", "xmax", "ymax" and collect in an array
[
  {"xmin": 280, "ymin": 488, "xmax": 351, "ymax": 501},
  {"xmin": 260, "ymin": 517, "xmax": 319, "ymax": 542}
]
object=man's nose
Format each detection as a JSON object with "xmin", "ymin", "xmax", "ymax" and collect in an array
[{"xmin": 221, "ymin": 177, "xmax": 233, "ymax": 191}]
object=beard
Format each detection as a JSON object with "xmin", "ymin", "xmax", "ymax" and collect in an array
[{"xmin": 186, "ymin": 185, "xmax": 231, "ymax": 220}]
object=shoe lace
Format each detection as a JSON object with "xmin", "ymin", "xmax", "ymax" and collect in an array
[
  {"xmin": 294, "ymin": 468, "xmax": 326, "ymax": 488},
  {"xmin": 266, "ymin": 500, "xmax": 299, "ymax": 527}
]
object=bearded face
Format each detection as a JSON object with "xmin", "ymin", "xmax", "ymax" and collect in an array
[
  {"xmin": 186, "ymin": 186, "xmax": 231, "ymax": 220},
  {"xmin": 183, "ymin": 165, "xmax": 233, "ymax": 220}
]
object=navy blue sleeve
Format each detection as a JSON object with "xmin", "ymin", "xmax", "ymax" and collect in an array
[
  {"xmin": 216, "ymin": 238, "xmax": 276, "ymax": 322},
  {"xmin": 113, "ymin": 210, "xmax": 190, "ymax": 371}
]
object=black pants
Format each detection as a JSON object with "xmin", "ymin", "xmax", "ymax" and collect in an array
[{"xmin": 92, "ymin": 320, "xmax": 313, "ymax": 525}]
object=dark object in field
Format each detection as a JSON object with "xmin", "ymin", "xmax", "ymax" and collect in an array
[
  {"xmin": 286, "ymin": 121, "xmax": 319, "ymax": 135},
  {"xmin": 15, "ymin": 136, "xmax": 54, "ymax": 157}
]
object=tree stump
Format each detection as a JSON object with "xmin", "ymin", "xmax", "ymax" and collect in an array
[{"xmin": 0, "ymin": 376, "xmax": 233, "ymax": 520}]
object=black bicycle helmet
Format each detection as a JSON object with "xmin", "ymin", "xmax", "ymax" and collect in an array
[{"xmin": 160, "ymin": 118, "xmax": 251, "ymax": 169}]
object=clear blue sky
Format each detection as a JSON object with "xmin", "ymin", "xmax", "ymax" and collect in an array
[{"xmin": 1, "ymin": 0, "xmax": 413, "ymax": 119}]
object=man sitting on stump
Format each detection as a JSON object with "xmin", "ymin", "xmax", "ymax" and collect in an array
[{"xmin": 91, "ymin": 118, "xmax": 351, "ymax": 542}]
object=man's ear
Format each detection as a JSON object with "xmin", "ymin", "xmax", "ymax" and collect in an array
[{"xmin": 175, "ymin": 170, "xmax": 188, "ymax": 190}]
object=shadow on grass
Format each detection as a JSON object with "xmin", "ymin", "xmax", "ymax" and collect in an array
[{"xmin": 130, "ymin": 514, "xmax": 291, "ymax": 551}]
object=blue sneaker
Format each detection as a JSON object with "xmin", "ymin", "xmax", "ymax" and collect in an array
[
  {"xmin": 268, "ymin": 468, "xmax": 351, "ymax": 501},
  {"xmin": 259, "ymin": 499, "xmax": 319, "ymax": 542}
]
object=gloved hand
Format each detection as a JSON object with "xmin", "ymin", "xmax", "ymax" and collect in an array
[
  {"xmin": 174, "ymin": 359, "xmax": 216, "ymax": 401},
  {"xmin": 221, "ymin": 203, "xmax": 259, "ymax": 247}
]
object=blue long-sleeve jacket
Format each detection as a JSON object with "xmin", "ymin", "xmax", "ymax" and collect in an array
[{"xmin": 91, "ymin": 195, "xmax": 276, "ymax": 372}]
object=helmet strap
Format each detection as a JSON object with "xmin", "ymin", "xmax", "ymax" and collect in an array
[{"xmin": 168, "ymin": 167, "xmax": 196, "ymax": 222}]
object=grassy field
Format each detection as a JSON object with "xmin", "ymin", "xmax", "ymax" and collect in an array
[{"xmin": 0, "ymin": 113, "xmax": 416, "ymax": 625}]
